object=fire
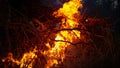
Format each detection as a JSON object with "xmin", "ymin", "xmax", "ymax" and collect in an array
[
  {"xmin": 20, "ymin": 47, "xmax": 37, "ymax": 68},
  {"xmin": 44, "ymin": 0, "xmax": 82, "ymax": 68},
  {"xmin": 53, "ymin": 0, "xmax": 82, "ymax": 28},
  {"xmin": 1, "ymin": 0, "xmax": 82, "ymax": 68},
  {"xmin": 1, "ymin": 47, "xmax": 37, "ymax": 68}
]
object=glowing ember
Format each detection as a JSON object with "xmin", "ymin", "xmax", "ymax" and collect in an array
[{"xmin": 44, "ymin": 0, "xmax": 82, "ymax": 68}]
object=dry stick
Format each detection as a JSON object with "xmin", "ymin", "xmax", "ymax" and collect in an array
[
  {"xmin": 72, "ymin": 30, "xmax": 81, "ymax": 40},
  {"xmin": 44, "ymin": 28, "xmax": 89, "ymax": 46},
  {"xmin": 53, "ymin": 39, "xmax": 89, "ymax": 46},
  {"xmin": 54, "ymin": 28, "xmax": 87, "ymax": 32},
  {"xmin": 54, "ymin": 40, "xmax": 74, "ymax": 45},
  {"xmin": 45, "ymin": 28, "xmax": 87, "ymax": 38},
  {"xmin": 21, "ymin": 25, "xmax": 29, "ymax": 41},
  {"xmin": 9, "ymin": 4, "xmax": 30, "ymax": 21}
]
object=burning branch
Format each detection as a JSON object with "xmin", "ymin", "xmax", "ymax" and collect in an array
[{"xmin": 1, "ymin": 0, "xmax": 115, "ymax": 68}]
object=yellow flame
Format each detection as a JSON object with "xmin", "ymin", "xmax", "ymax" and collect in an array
[
  {"xmin": 20, "ymin": 47, "xmax": 37, "ymax": 68},
  {"xmin": 44, "ymin": 0, "xmax": 82, "ymax": 68},
  {"xmin": 53, "ymin": 0, "xmax": 82, "ymax": 28},
  {"xmin": 2, "ymin": 0, "xmax": 82, "ymax": 68}
]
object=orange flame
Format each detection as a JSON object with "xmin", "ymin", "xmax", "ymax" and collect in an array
[
  {"xmin": 1, "ymin": 47, "xmax": 37, "ymax": 68},
  {"xmin": 2, "ymin": 0, "xmax": 82, "ymax": 68},
  {"xmin": 20, "ymin": 47, "xmax": 37, "ymax": 68},
  {"xmin": 44, "ymin": 0, "xmax": 82, "ymax": 68}
]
